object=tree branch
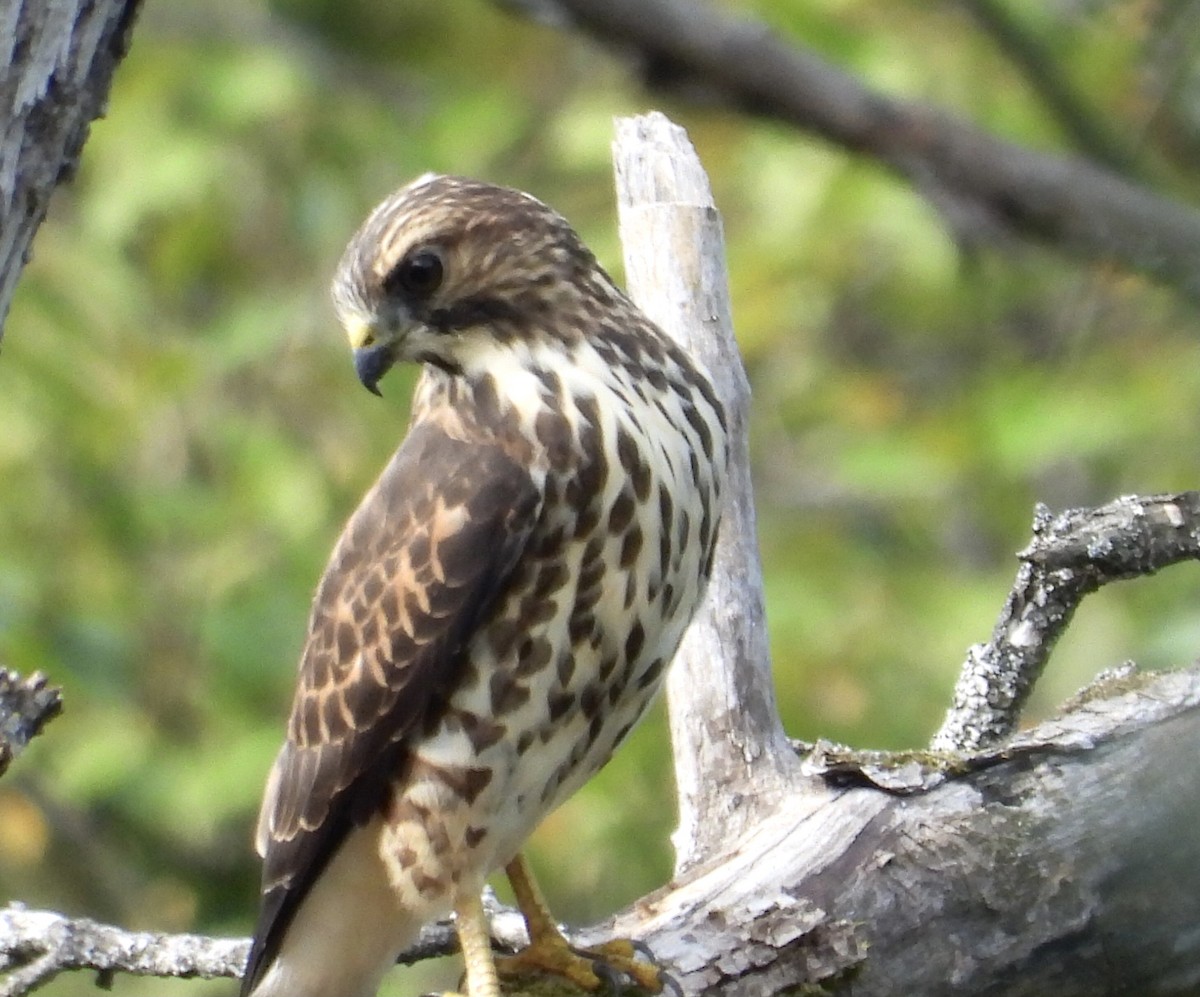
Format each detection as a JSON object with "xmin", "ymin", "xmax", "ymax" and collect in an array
[
  {"xmin": 613, "ymin": 112, "xmax": 804, "ymax": 874},
  {"xmin": 496, "ymin": 0, "xmax": 1200, "ymax": 302},
  {"xmin": 0, "ymin": 0, "xmax": 143, "ymax": 341},
  {"xmin": 0, "ymin": 907, "xmax": 247, "ymax": 997},
  {"xmin": 933, "ymin": 491, "xmax": 1200, "ymax": 751},
  {"xmin": 0, "ymin": 669, "xmax": 61, "ymax": 779},
  {"xmin": 0, "ymin": 894, "xmax": 535, "ymax": 997},
  {"xmin": 591, "ymin": 665, "xmax": 1200, "ymax": 997}
]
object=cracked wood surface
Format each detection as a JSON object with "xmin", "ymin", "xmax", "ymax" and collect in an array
[{"xmin": 584, "ymin": 665, "xmax": 1200, "ymax": 996}]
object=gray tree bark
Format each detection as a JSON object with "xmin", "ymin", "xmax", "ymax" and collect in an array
[
  {"xmin": 588, "ymin": 664, "xmax": 1200, "ymax": 997},
  {"xmin": 0, "ymin": 0, "xmax": 142, "ymax": 341}
]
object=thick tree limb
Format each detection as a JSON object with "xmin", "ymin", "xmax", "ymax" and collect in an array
[
  {"xmin": 496, "ymin": 0, "xmax": 1200, "ymax": 302},
  {"xmin": 591, "ymin": 665, "xmax": 1200, "ymax": 997},
  {"xmin": 0, "ymin": 0, "xmax": 142, "ymax": 341}
]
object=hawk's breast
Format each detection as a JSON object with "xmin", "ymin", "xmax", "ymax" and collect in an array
[{"xmin": 395, "ymin": 332, "xmax": 727, "ymax": 876}]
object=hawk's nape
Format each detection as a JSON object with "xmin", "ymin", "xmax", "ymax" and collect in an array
[{"xmin": 243, "ymin": 175, "xmax": 728, "ymax": 997}]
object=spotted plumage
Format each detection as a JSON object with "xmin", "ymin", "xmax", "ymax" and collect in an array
[{"xmin": 243, "ymin": 175, "xmax": 727, "ymax": 997}]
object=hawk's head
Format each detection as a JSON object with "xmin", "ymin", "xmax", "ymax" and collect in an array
[{"xmin": 331, "ymin": 174, "xmax": 615, "ymax": 393}]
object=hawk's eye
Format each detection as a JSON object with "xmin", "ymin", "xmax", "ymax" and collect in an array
[{"xmin": 387, "ymin": 249, "xmax": 444, "ymax": 298}]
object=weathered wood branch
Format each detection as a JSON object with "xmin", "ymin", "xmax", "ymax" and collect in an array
[
  {"xmin": 590, "ymin": 665, "xmax": 1200, "ymax": 997},
  {"xmin": 0, "ymin": 669, "xmax": 61, "ymax": 779},
  {"xmin": 0, "ymin": 907, "xmax": 246, "ymax": 997},
  {"xmin": 935, "ymin": 492, "xmax": 1200, "ymax": 751},
  {"xmin": 0, "ymin": 0, "xmax": 142, "ymax": 341},
  {"xmin": 495, "ymin": 0, "xmax": 1200, "ymax": 303},
  {"xmin": 614, "ymin": 112, "xmax": 803, "ymax": 874},
  {"xmin": 0, "ymin": 894, "xmax": 534, "ymax": 997}
]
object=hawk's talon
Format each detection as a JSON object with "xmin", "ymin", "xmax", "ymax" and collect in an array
[
  {"xmin": 659, "ymin": 969, "xmax": 684, "ymax": 997},
  {"xmin": 566, "ymin": 940, "xmax": 667, "ymax": 995},
  {"xmin": 627, "ymin": 939, "xmax": 658, "ymax": 964},
  {"xmin": 591, "ymin": 957, "xmax": 627, "ymax": 996},
  {"xmin": 500, "ymin": 855, "xmax": 668, "ymax": 994},
  {"xmin": 495, "ymin": 936, "xmax": 667, "ymax": 995}
]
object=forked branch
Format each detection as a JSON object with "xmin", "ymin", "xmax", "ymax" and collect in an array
[{"xmin": 934, "ymin": 491, "xmax": 1200, "ymax": 751}]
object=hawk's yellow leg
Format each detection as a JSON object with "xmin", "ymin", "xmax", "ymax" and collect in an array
[
  {"xmin": 451, "ymin": 893, "xmax": 502, "ymax": 997},
  {"xmin": 496, "ymin": 854, "xmax": 665, "ymax": 994}
]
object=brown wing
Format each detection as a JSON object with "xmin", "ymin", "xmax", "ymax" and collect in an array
[{"xmin": 240, "ymin": 421, "xmax": 541, "ymax": 996}]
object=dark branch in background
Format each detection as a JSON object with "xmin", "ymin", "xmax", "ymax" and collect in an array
[
  {"xmin": 933, "ymin": 492, "xmax": 1200, "ymax": 752},
  {"xmin": 0, "ymin": 669, "xmax": 61, "ymax": 779},
  {"xmin": 958, "ymin": 0, "xmax": 1145, "ymax": 180},
  {"xmin": 494, "ymin": 0, "xmax": 1200, "ymax": 303}
]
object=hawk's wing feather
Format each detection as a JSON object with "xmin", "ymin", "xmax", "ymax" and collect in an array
[{"xmin": 240, "ymin": 421, "xmax": 542, "ymax": 996}]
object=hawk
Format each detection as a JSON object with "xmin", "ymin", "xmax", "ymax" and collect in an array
[{"xmin": 241, "ymin": 175, "xmax": 728, "ymax": 997}]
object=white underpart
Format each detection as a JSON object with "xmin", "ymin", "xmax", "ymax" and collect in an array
[{"xmin": 421, "ymin": 332, "xmax": 725, "ymax": 871}]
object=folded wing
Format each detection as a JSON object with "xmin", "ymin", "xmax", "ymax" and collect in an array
[{"xmin": 241, "ymin": 422, "xmax": 542, "ymax": 996}]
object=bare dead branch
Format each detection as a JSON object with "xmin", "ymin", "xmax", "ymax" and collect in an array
[
  {"xmin": 933, "ymin": 491, "xmax": 1200, "ymax": 751},
  {"xmin": 0, "ymin": 906, "xmax": 247, "ymax": 997},
  {"xmin": 591, "ymin": 664, "xmax": 1200, "ymax": 997},
  {"xmin": 0, "ymin": 894, "xmax": 537, "ymax": 997},
  {"xmin": 0, "ymin": 670, "xmax": 62, "ymax": 779},
  {"xmin": 612, "ymin": 112, "xmax": 805, "ymax": 874},
  {"xmin": 495, "ymin": 0, "xmax": 1200, "ymax": 303}
]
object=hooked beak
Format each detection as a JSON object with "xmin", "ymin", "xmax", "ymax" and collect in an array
[
  {"xmin": 353, "ymin": 343, "xmax": 396, "ymax": 396},
  {"xmin": 344, "ymin": 315, "xmax": 397, "ymax": 396}
]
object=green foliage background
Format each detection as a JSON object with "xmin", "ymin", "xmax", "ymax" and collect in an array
[{"xmin": 4, "ymin": 1, "xmax": 1200, "ymax": 993}]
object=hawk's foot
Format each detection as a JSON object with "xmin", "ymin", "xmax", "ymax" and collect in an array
[
  {"xmin": 495, "ymin": 935, "xmax": 667, "ymax": 995},
  {"xmin": 500, "ymin": 854, "xmax": 670, "ymax": 995}
]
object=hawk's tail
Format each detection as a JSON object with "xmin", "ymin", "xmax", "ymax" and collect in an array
[{"xmin": 243, "ymin": 817, "xmax": 429, "ymax": 997}]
